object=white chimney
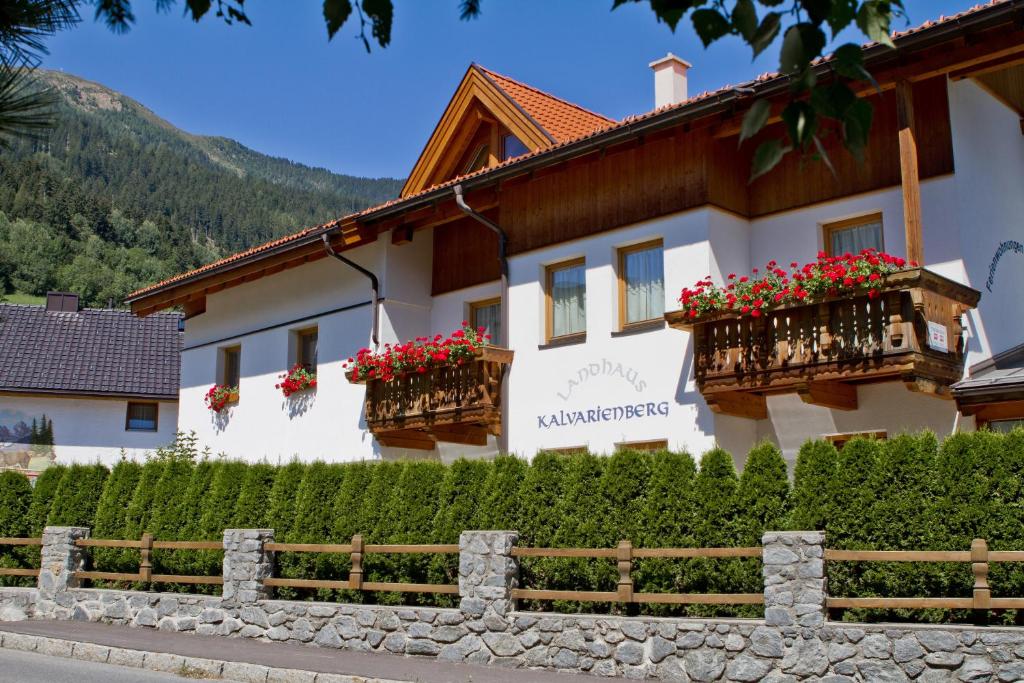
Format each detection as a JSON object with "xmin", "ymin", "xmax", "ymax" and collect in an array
[{"xmin": 649, "ymin": 53, "xmax": 692, "ymax": 109}]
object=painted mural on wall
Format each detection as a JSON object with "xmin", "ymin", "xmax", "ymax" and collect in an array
[{"xmin": 0, "ymin": 410, "xmax": 56, "ymax": 472}]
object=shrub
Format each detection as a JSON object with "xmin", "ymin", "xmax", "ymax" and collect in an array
[
  {"xmin": 266, "ymin": 461, "xmax": 307, "ymax": 541},
  {"xmin": 124, "ymin": 459, "xmax": 167, "ymax": 541},
  {"xmin": 356, "ymin": 461, "xmax": 404, "ymax": 603},
  {"xmin": 0, "ymin": 471, "xmax": 32, "ymax": 587},
  {"xmin": 689, "ymin": 447, "xmax": 741, "ymax": 615},
  {"xmin": 25, "ymin": 465, "xmax": 66, "ymax": 537},
  {"xmin": 429, "ymin": 458, "xmax": 493, "ymax": 595},
  {"xmin": 147, "ymin": 458, "xmax": 195, "ymax": 582},
  {"xmin": 280, "ymin": 462, "xmax": 347, "ymax": 600},
  {"xmin": 163, "ymin": 459, "xmax": 218, "ymax": 582},
  {"xmin": 47, "ymin": 463, "xmax": 109, "ymax": 527},
  {"xmin": 515, "ymin": 451, "xmax": 567, "ymax": 608},
  {"xmin": 91, "ymin": 460, "xmax": 143, "ymax": 574},
  {"xmin": 233, "ymin": 463, "xmax": 277, "ymax": 528},
  {"xmin": 734, "ymin": 441, "xmax": 789, "ymax": 615},
  {"xmin": 328, "ymin": 461, "xmax": 375, "ymax": 603},
  {"xmin": 478, "ymin": 455, "xmax": 526, "ymax": 530},
  {"xmin": 193, "ymin": 461, "xmax": 249, "ymax": 581},
  {"xmin": 788, "ymin": 439, "xmax": 839, "ymax": 531}
]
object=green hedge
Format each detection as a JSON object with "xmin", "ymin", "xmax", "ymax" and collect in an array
[{"xmin": 8, "ymin": 427, "xmax": 1024, "ymax": 619}]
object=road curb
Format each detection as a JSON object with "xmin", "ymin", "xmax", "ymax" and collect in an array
[{"xmin": 0, "ymin": 628, "xmax": 412, "ymax": 683}]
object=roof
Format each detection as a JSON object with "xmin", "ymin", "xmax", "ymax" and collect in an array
[
  {"xmin": 0, "ymin": 304, "xmax": 182, "ymax": 399},
  {"xmin": 127, "ymin": 0, "xmax": 1021, "ymax": 307},
  {"xmin": 953, "ymin": 343, "xmax": 1024, "ymax": 398},
  {"xmin": 476, "ymin": 66, "xmax": 616, "ymax": 142}
]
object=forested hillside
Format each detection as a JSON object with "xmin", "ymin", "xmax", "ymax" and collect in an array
[{"xmin": 0, "ymin": 71, "xmax": 401, "ymax": 307}]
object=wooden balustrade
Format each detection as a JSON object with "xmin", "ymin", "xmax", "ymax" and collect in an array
[
  {"xmin": 72, "ymin": 534, "xmax": 224, "ymax": 585},
  {"xmin": 665, "ymin": 268, "xmax": 980, "ymax": 418},
  {"xmin": 0, "ymin": 536, "xmax": 42, "ymax": 577},
  {"xmin": 349, "ymin": 346, "xmax": 513, "ymax": 450}
]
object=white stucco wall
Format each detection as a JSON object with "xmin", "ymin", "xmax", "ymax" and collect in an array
[{"xmin": 0, "ymin": 395, "xmax": 178, "ymax": 467}]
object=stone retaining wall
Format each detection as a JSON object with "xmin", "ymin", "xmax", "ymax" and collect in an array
[{"xmin": 4, "ymin": 526, "xmax": 1024, "ymax": 680}]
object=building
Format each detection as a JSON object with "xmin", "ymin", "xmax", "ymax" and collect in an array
[
  {"xmin": 0, "ymin": 293, "xmax": 181, "ymax": 470},
  {"xmin": 127, "ymin": 1, "xmax": 1024, "ymax": 466}
]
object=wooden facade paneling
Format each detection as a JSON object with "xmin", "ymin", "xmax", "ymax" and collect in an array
[
  {"xmin": 429, "ymin": 78, "xmax": 955, "ymax": 296},
  {"xmin": 431, "ymin": 215, "xmax": 500, "ymax": 296}
]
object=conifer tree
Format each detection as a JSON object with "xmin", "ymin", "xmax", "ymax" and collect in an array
[
  {"xmin": 601, "ymin": 449, "xmax": 652, "ymax": 545},
  {"xmin": 515, "ymin": 450, "xmax": 567, "ymax": 608},
  {"xmin": 281, "ymin": 462, "xmax": 346, "ymax": 599},
  {"xmin": 266, "ymin": 461, "xmax": 307, "ymax": 541},
  {"xmin": 232, "ymin": 463, "xmax": 277, "ymax": 529},
  {"xmin": 0, "ymin": 471, "xmax": 32, "ymax": 586},
  {"xmin": 787, "ymin": 439, "xmax": 839, "ymax": 532},
  {"xmin": 690, "ymin": 447, "xmax": 740, "ymax": 614},
  {"xmin": 25, "ymin": 465, "xmax": 65, "ymax": 537},
  {"xmin": 379, "ymin": 461, "xmax": 445, "ymax": 605},
  {"xmin": 328, "ymin": 461, "xmax": 375, "ymax": 603},
  {"xmin": 124, "ymin": 459, "xmax": 167, "ymax": 541},
  {"xmin": 147, "ymin": 458, "xmax": 195, "ymax": 583},
  {"xmin": 194, "ymin": 461, "xmax": 248, "ymax": 581},
  {"xmin": 429, "ymin": 458, "xmax": 492, "ymax": 592},
  {"xmin": 478, "ymin": 454, "xmax": 526, "ymax": 530},
  {"xmin": 91, "ymin": 459, "xmax": 142, "ymax": 573},
  {"xmin": 550, "ymin": 451, "xmax": 610, "ymax": 611},
  {"xmin": 46, "ymin": 463, "xmax": 109, "ymax": 527},
  {"xmin": 166, "ymin": 459, "xmax": 217, "ymax": 580},
  {"xmin": 356, "ymin": 461, "xmax": 404, "ymax": 603},
  {"xmin": 734, "ymin": 441, "xmax": 789, "ymax": 615}
]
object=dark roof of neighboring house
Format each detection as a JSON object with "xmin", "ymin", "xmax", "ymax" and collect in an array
[
  {"xmin": 953, "ymin": 343, "xmax": 1024, "ymax": 398},
  {"xmin": 0, "ymin": 304, "xmax": 182, "ymax": 399}
]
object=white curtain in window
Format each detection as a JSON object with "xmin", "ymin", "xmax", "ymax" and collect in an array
[
  {"xmin": 551, "ymin": 265, "xmax": 586, "ymax": 337},
  {"xmin": 474, "ymin": 303, "xmax": 501, "ymax": 344},
  {"xmin": 624, "ymin": 247, "xmax": 664, "ymax": 324},
  {"xmin": 830, "ymin": 221, "xmax": 883, "ymax": 256}
]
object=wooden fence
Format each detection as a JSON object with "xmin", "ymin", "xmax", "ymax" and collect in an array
[
  {"xmin": 263, "ymin": 535, "xmax": 460, "ymax": 594},
  {"xmin": 0, "ymin": 537, "xmax": 41, "ymax": 578},
  {"xmin": 826, "ymin": 538, "xmax": 1024, "ymax": 611},
  {"xmin": 511, "ymin": 541, "xmax": 764, "ymax": 605},
  {"xmin": 73, "ymin": 534, "xmax": 224, "ymax": 586}
]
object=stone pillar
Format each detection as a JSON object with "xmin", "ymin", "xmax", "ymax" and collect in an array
[
  {"xmin": 458, "ymin": 531, "xmax": 518, "ymax": 628},
  {"xmin": 38, "ymin": 526, "xmax": 90, "ymax": 600},
  {"xmin": 222, "ymin": 529, "xmax": 274, "ymax": 607},
  {"xmin": 761, "ymin": 531, "xmax": 826, "ymax": 628}
]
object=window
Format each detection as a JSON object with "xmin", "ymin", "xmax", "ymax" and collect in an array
[
  {"xmin": 469, "ymin": 298, "xmax": 501, "ymax": 345},
  {"xmin": 502, "ymin": 134, "xmax": 528, "ymax": 160},
  {"xmin": 546, "ymin": 258, "xmax": 586, "ymax": 341},
  {"xmin": 618, "ymin": 239, "xmax": 665, "ymax": 328},
  {"xmin": 823, "ymin": 213, "xmax": 884, "ymax": 256},
  {"xmin": 541, "ymin": 445, "xmax": 588, "ymax": 456},
  {"xmin": 463, "ymin": 144, "xmax": 490, "ymax": 174},
  {"xmin": 989, "ymin": 419, "xmax": 1024, "ymax": 434},
  {"xmin": 295, "ymin": 327, "xmax": 318, "ymax": 372},
  {"xmin": 615, "ymin": 439, "xmax": 669, "ymax": 453},
  {"xmin": 824, "ymin": 431, "xmax": 887, "ymax": 450},
  {"xmin": 220, "ymin": 345, "xmax": 241, "ymax": 388},
  {"xmin": 125, "ymin": 402, "xmax": 158, "ymax": 432}
]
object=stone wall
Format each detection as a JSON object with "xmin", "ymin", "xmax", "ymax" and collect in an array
[{"xmin": 4, "ymin": 526, "xmax": 1024, "ymax": 680}]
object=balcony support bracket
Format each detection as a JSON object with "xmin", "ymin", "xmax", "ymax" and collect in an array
[
  {"xmin": 798, "ymin": 381, "xmax": 858, "ymax": 411},
  {"xmin": 706, "ymin": 392, "xmax": 768, "ymax": 420}
]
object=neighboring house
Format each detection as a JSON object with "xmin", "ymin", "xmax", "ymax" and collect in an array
[
  {"xmin": 0, "ymin": 293, "xmax": 181, "ymax": 470},
  {"xmin": 127, "ymin": 1, "xmax": 1024, "ymax": 467}
]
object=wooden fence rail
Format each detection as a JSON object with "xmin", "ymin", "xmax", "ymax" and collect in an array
[
  {"xmin": 72, "ymin": 534, "xmax": 224, "ymax": 586},
  {"xmin": 511, "ymin": 541, "xmax": 764, "ymax": 605},
  {"xmin": 824, "ymin": 538, "xmax": 1024, "ymax": 612},
  {"xmin": 264, "ymin": 534, "xmax": 462, "ymax": 594},
  {"xmin": 0, "ymin": 537, "xmax": 42, "ymax": 578}
]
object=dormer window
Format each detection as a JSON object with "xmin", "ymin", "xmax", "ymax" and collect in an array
[
  {"xmin": 502, "ymin": 134, "xmax": 528, "ymax": 160},
  {"xmin": 463, "ymin": 144, "xmax": 490, "ymax": 174}
]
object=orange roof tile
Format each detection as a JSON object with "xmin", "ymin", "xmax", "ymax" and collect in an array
[
  {"xmin": 129, "ymin": 0, "xmax": 1016, "ymax": 305},
  {"xmin": 476, "ymin": 65, "xmax": 616, "ymax": 142}
]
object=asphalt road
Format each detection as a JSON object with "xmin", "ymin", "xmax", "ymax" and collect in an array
[{"xmin": 0, "ymin": 648, "xmax": 241, "ymax": 683}]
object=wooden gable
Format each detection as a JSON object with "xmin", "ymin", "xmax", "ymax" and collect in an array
[{"xmin": 400, "ymin": 66, "xmax": 554, "ymax": 198}]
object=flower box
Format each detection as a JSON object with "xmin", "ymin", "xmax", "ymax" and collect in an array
[
  {"xmin": 664, "ymin": 267, "xmax": 980, "ymax": 418},
  {"xmin": 347, "ymin": 345, "xmax": 513, "ymax": 450},
  {"xmin": 205, "ymin": 385, "xmax": 239, "ymax": 413}
]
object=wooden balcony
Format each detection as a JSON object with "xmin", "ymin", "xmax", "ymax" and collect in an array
[
  {"xmin": 665, "ymin": 268, "xmax": 980, "ymax": 419},
  {"xmin": 348, "ymin": 346, "xmax": 513, "ymax": 450}
]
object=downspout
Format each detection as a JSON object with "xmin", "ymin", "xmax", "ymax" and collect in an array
[
  {"xmin": 453, "ymin": 184, "xmax": 509, "ymax": 347},
  {"xmin": 321, "ymin": 233, "xmax": 380, "ymax": 349},
  {"xmin": 453, "ymin": 183, "xmax": 510, "ymax": 456}
]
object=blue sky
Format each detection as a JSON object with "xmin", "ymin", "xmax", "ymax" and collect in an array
[{"xmin": 42, "ymin": 0, "xmax": 977, "ymax": 180}]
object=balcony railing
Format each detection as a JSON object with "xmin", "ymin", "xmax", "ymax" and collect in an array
[
  {"xmin": 664, "ymin": 268, "xmax": 980, "ymax": 418},
  {"xmin": 348, "ymin": 346, "xmax": 513, "ymax": 450}
]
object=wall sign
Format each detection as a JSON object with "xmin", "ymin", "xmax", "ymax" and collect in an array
[
  {"xmin": 926, "ymin": 321, "xmax": 949, "ymax": 353},
  {"xmin": 538, "ymin": 357, "xmax": 670, "ymax": 430}
]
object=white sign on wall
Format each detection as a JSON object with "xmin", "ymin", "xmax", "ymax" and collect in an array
[
  {"xmin": 926, "ymin": 321, "xmax": 949, "ymax": 353},
  {"xmin": 536, "ymin": 358, "xmax": 670, "ymax": 430}
]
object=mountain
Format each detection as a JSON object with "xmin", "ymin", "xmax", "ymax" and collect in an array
[{"xmin": 0, "ymin": 70, "xmax": 402, "ymax": 307}]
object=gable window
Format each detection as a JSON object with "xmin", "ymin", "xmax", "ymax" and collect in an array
[
  {"xmin": 125, "ymin": 402, "xmax": 158, "ymax": 432},
  {"xmin": 824, "ymin": 213, "xmax": 884, "ymax": 256},
  {"xmin": 295, "ymin": 327, "xmax": 318, "ymax": 372},
  {"xmin": 546, "ymin": 258, "xmax": 586, "ymax": 341},
  {"xmin": 618, "ymin": 239, "xmax": 665, "ymax": 328},
  {"xmin": 469, "ymin": 298, "xmax": 501, "ymax": 345},
  {"xmin": 220, "ymin": 345, "xmax": 241, "ymax": 388},
  {"xmin": 502, "ymin": 134, "xmax": 528, "ymax": 160},
  {"xmin": 463, "ymin": 144, "xmax": 490, "ymax": 174}
]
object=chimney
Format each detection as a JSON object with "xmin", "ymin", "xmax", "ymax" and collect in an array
[
  {"xmin": 649, "ymin": 53, "xmax": 692, "ymax": 109},
  {"xmin": 45, "ymin": 291, "xmax": 79, "ymax": 313}
]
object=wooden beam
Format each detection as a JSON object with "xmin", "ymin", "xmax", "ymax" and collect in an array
[
  {"xmin": 950, "ymin": 53, "xmax": 1024, "ymax": 80},
  {"xmin": 897, "ymin": 80, "xmax": 924, "ymax": 266},
  {"xmin": 377, "ymin": 429, "xmax": 437, "ymax": 451},
  {"xmin": 391, "ymin": 224, "xmax": 415, "ymax": 245},
  {"xmin": 431, "ymin": 424, "xmax": 489, "ymax": 446},
  {"xmin": 705, "ymin": 392, "xmax": 767, "ymax": 420},
  {"xmin": 798, "ymin": 381, "xmax": 858, "ymax": 411}
]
